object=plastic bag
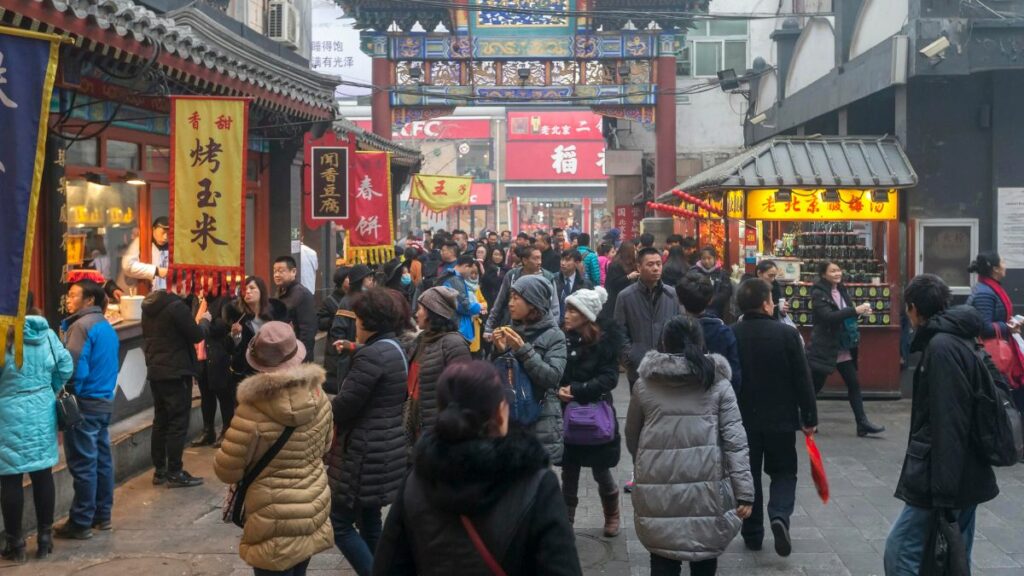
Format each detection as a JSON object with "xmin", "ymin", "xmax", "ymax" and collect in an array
[{"xmin": 805, "ymin": 435, "xmax": 829, "ymax": 503}]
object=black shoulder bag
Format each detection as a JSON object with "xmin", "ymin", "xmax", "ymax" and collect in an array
[
  {"xmin": 222, "ymin": 426, "xmax": 296, "ymax": 528},
  {"xmin": 48, "ymin": 335, "xmax": 81, "ymax": 431}
]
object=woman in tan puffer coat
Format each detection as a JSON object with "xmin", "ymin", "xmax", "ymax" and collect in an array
[{"xmin": 215, "ymin": 321, "xmax": 334, "ymax": 576}]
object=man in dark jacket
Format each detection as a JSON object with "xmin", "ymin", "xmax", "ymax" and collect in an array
[
  {"xmin": 677, "ymin": 271, "xmax": 741, "ymax": 392},
  {"xmin": 555, "ymin": 249, "xmax": 592, "ymax": 324},
  {"xmin": 141, "ymin": 288, "xmax": 210, "ymax": 488},
  {"xmin": 538, "ymin": 232, "xmax": 560, "ymax": 274},
  {"xmin": 884, "ymin": 274, "xmax": 999, "ymax": 575},
  {"xmin": 614, "ymin": 247, "xmax": 680, "ymax": 386},
  {"xmin": 731, "ymin": 278, "xmax": 817, "ymax": 557},
  {"xmin": 56, "ymin": 280, "xmax": 120, "ymax": 539},
  {"xmin": 273, "ymin": 256, "xmax": 317, "ymax": 362}
]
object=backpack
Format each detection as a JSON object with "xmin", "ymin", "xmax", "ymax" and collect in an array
[
  {"xmin": 493, "ymin": 352, "xmax": 541, "ymax": 426},
  {"xmin": 968, "ymin": 340, "xmax": 1024, "ymax": 467}
]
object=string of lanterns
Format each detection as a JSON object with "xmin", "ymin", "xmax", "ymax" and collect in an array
[
  {"xmin": 647, "ymin": 189, "xmax": 725, "ymax": 220},
  {"xmin": 671, "ymin": 190, "xmax": 724, "ymax": 216},
  {"xmin": 646, "ymin": 201, "xmax": 704, "ymax": 219}
]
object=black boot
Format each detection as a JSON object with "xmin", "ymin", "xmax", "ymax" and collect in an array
[
  {"xmin": 563, "ymin": 494, "xmax": 578, "ymax": 526},
  {"xmin": 36, "ymin": 526, "xmax": 52, "ymax": 559},
  {"xmin": 2, "ymin": 531, "xmax": 27, "ymax": 564},
  {"xmin": 191, "ymin": 427, "xmax": 216, "ymax": 447},
  {"xmin": 857, "ymin": 420, "xmax": 886, "ymax": 437}
]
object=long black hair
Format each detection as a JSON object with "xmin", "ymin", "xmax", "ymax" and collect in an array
[{"xmin": 659, "ymin": 315, "xmax": 716, "ymax": 390}]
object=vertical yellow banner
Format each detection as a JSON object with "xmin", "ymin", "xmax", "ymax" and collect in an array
[{"xmin": 170, "ymin": 97, "xmax": 248, "ymax": 279}]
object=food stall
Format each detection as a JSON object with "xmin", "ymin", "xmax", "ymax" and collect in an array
[{"xmin": 655, "ymin": 137, "xmax": 917, "ymax": 397}]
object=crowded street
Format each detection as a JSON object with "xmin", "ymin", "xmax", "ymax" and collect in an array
[
  {"xmin": 4, "ymin": 391, "xmax": 1024, "ymax": 576},
  {"xmin": 5, "ymin": 1, "xmax": 1024, "ymax": 575}
]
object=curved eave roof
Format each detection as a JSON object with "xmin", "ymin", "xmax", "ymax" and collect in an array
[{"xmin": 660, "ymin": 136, "xmax": 917, "ymax": 201}]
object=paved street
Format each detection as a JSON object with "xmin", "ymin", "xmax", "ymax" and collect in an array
[{"xmin": 3, "ymin": 383, "xmax": 1024, "ymax": 576}]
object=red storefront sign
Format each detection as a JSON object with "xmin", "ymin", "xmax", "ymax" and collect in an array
[
  {"xmin": 615, "ymin": 204, "xmax": 644, "ymax": 241},
  {"xmin": 353, "ymin": 118, "xmax": 491, "ymax": 140},
  {"xmin": 505, "ymin": 141, "xmax": 606, "ymax": 180},
  {"xmin": 470, "ymin": 182, "xmax": 493, "ymax": 206},
  {"xmin": 507, "ymin": 111, "xmax": 604, "ymax": 141}
]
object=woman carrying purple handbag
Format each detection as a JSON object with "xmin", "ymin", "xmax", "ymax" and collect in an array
[{"xmin": 557, "ymin": 286, "xmax": 624, "ymax": 538}]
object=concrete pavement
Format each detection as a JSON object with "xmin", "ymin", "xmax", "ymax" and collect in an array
[{"xmin": 3, "ymin": 382, "xmax": 1024, "ymax": 576}]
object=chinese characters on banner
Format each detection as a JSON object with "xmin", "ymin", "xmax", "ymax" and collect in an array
[
  {"xmin": 505, "ymin": 141, "xmax": 607, "ymax": 180},
  {"xmin": 614, "ymin": 204, "xmax": 644, "ymax": 241},
  {"xmin": 345, "ymin": 151, "xmax": 395, "ymax": 264},
  {"xmin": 311, "ymin": 147, "xmax": 350, "ymax": 220},
  {"xmin": 744, "ymin": 189, "xmax": 898, "ymax": 221},
  {"xmin": 410, "ymin": 174, "xmax": 473, "ymax": 212},
  {"xmin": 507, "ymin": 110, "xmax": 603, "ymax": 141},
  {"xmin": 169, "ymin": 96, "xmax": 249, "ymax": 292},
  {"xmin": 0, "ymin": 28, "xmax": 60, "ymax": 367}
]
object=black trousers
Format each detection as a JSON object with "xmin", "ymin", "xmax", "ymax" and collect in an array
[
  {"xmin": 0, "ymin": 469, "xmax": 56, "ymax": 536},
  {"xmin": 151, "ymin": 377, "xmax": 193, "ymax": 474},
  {"xmin": 813, "ymin": 360, "xmax": 868, "ymax": 424},
  {"xmin": 197, "ymin": 360, "xmax": 236, "ymax": 435},
  {"xmin": 650, "ymin": 554, "xmax": 717, "ymax": 576},
  {"xmin": 742, "ymin": 429, "xmax": 797, "ymax": 542}
]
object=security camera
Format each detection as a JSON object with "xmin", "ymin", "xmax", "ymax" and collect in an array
[
  {"xmin": 919, "ymin": 36, "xmax": 950, "ymax": 58},
  {"xmin": 750, "ymin": 112, "xmax": 767, "ymax": 125}
]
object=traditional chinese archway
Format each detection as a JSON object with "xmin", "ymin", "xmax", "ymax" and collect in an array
[{"xmin": 337, "ymin": 0, "xmax": 709, "ymax": 198}]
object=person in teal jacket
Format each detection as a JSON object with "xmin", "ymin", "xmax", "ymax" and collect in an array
[
  {"xmin": 576, "ymin": 233, "xmax": 602, "ymax": 286},
  {"xmin": 0, "ymin": 314, "xmax": 74, "ymax": 562}
]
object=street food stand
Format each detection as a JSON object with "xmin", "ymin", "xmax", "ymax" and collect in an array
[{"xmin": 655, "ymin": 137, "xmax": 917, "ymax": 397}]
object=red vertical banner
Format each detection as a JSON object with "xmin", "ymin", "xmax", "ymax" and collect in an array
[{"xmin": 344, "ymin": 151, "xmax": 394, "ymax": 264}]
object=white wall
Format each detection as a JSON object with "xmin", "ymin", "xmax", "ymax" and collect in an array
[
  {"xmin": 849, "ymin": 0, "xmax": 909, "ymax": 59},
  {"xmin": 785, "ymin": 18, "xmax": 835, "ymax": 96}
]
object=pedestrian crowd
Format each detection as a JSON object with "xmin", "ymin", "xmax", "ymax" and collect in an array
[{"xmin": 0, "ymin": 226, "xmax": 1019, "ymax": 576}]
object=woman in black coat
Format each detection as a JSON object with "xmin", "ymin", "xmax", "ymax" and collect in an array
[
  {"xmin": 805, "ymin": 261, "xmax": 884, "ymax": 437},
  {"xmin": 480, "ymin": 246, "xmax": 507, "ymax": 311},
  {"xmin": 326, "ymin": 288, "xmax": 408, "ymax": 576},
  {"xmin": 373, "ymin": 361, "xmax": 581, "ymax": 576},
  {"xmin": 188, "ymin": 286, "xmax": 235, "ymax": 447},
  {"xmin": 558, "ymin": 286, "xmax": 624, "ymax": 538}
]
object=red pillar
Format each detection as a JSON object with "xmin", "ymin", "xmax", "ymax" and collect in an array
[
  {"xmin": 655, "ymin": 55, "xmax": 677, "ymax": 199},
  {"xmin": 371, "ymin": 58, "xmax": 391, "ymax": 139}
]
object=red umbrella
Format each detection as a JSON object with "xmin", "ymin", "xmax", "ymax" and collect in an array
[{"xmin": 805, "ymin": 435, "xmax": 830, "ymax": 503}]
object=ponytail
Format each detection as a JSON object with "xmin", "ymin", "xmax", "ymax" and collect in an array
[
  {"xmin": 435, "ymin": 361, "xmax": 505, "ymax": 443},
  {"xmin": 660, "ymin": 315, "xmax": 716, "ymax": 390},
  {"xmin": 968, "ymin": 251, "xmax": 1001, "ymax": 278}
]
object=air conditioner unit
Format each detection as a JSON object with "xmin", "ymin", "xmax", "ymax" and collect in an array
[{"xmin": 267, "ymin": 0, "xmax": 299, "ymax": 50}]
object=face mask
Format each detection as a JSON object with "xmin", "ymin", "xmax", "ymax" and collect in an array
[{"xmin": 401, "ymin": 274, "xmax": 412, "ymax": 287}]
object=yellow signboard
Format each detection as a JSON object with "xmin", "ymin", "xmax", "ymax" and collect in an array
[
  {"xmin": 745, "ymin": 189, "xmax": 898, "ymax": 221},
  {"xmin": 726, "ymin": 189, "xmax": 745, "ymax": 219}
]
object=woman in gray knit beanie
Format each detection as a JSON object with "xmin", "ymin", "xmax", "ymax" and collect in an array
[{"xmin": 492, "ymin": 274, "xmax": 568, "ymax": 464}]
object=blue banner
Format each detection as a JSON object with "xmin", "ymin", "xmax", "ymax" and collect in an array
[{"xmin": 0, "ymin": 27, "xmax": 59, "ymax": 366}]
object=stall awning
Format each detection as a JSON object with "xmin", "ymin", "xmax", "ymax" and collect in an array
[{"xmin": 660, "ymin": 137, "xmax": 917, "ymax": 200}]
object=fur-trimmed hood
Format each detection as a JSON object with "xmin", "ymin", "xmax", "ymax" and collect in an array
[
  {"xmin": 236, "ymin": 363, "xmax": 327, "ymax": 427},
  {"xmin": 413, "ymin": 431, "xmax": 550, "ymax": 516},
  {"xmin": 637, "ymin": 351, "xmax": 731, "ymax": 387}
]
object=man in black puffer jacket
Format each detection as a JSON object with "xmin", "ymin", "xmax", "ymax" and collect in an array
[
  {"xmin": 141, "ymin": 289, "xmax": 210, "ymax": 488},
  {"xmin": 884, "ymin": 275, "xmax": 999, "ymax": 575}
]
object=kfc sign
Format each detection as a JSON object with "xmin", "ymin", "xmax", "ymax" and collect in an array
[
  {"xmin": 505, "ymin": 141, "xmax": 607, "ymax": 181},
  {"xmin": 353, "ymin": 118, "xmax": 491, "ymax": 140},
  {"xmin": 507, "ymin": 111, "xmax": 604, "ymax": 141}
]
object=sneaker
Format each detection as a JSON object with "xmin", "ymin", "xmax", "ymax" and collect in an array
[
  {"xmin": 166, "ymin": 470, "xmax": 204, "ymax": 488},
  {"xmin": 53, "ymin": 522, "xmax": 93, "ymax": 540},
  {"xmin": 92, "ymin": 519, "xmax": 112, "ymax": 531},
  {"xmin": 623, "ymin": 479, "xmax": 635, "ymax": 493},
  {"xmin": 153, "ymin": 470, "xmax": 168, "ymax": 486},
  {"xmin": 771, "ymin": 518, "xmax": 792, "ymax": 557}
]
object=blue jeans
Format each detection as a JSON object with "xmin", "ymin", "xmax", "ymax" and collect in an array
[
  {"xmin": 884, "ymin": 504, "xmax": 977, "ymax": 575},
  {"xmin": 331, "ymin": 501, "xmax": 382, "ymax": 576},
  {"xmin": 63, "ymin": 411, "xmax": 114, "ymax": 528}
]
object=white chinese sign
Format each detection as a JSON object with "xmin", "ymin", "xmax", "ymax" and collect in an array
[
  {"xmin": 998, "ymin": 188, "xmax": 1024, "ymax": 269},
  {"xmin": 311, "ymin": 0, "xmax": 372, "ymax": 98}
]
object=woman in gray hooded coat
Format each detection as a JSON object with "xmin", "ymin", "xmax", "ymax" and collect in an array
[
  {"xmin": 625, "ymin": 315, "xmax": 755, "ymax": 576},
  {"xmin": 492, "ymin": 274, "xmax": 567, "ymax": 464}
]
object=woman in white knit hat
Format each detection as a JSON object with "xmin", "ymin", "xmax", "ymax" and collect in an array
[{"xmin": 557, "ymin": 286, "xmax": 625, "ymax": 537}]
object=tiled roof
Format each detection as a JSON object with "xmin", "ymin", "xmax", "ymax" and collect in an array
[
  {"xmin": 24, "ymin": 0, "xmax": 339, "ymax": 117},
  {"xmin": 662, "ymin": 137, "xmax": 917, "ymax": 198}
]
